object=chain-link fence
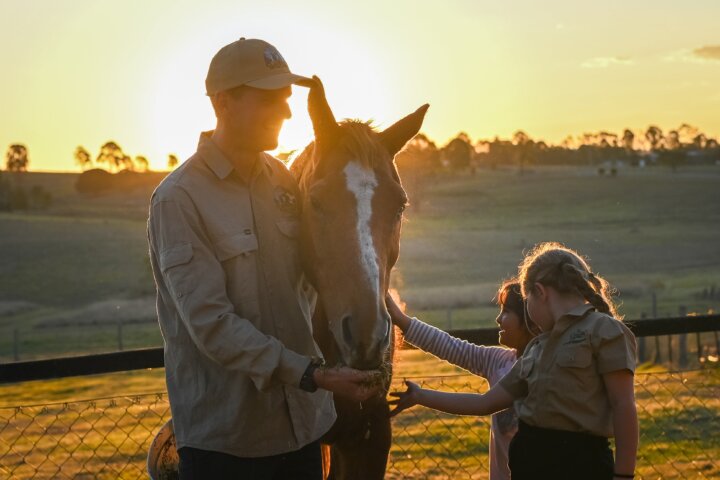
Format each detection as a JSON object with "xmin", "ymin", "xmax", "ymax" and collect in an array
[{"xmin": 1, "ymin": 365, "xmax": 718, "ymax": 479}]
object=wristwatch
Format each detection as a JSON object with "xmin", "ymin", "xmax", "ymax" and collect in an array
[{"xmin": 299, "ymin": 359, "xmax": 324, "ymax": 392}]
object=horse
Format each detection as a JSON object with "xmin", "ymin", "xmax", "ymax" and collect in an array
[{"xmin": 290, "ymin": 78, "xmax": 428, "ymax": 479}]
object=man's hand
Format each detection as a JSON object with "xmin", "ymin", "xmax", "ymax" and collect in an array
[
  {"xmin": 385, "ymin": 291, "xmax": 412, "ymax": 332},
  {"xmin": 388, "ymin": 380, "xmax": 423, "ymax": 417},
  {"xmin": 314, "ymin": 366, "xmax": 382, "ymax": 402}
]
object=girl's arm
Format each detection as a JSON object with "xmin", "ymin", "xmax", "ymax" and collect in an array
[
  {"xmin": 386, "ymin": 294, "xmax": 513, "ymax": 378},
  {"xmin": 603, "ymin": 369, "xmax": 638, "ymax": 478},
  {"xmin": 389, "ymin": 380, "xmax": 514, "ymax": 417}
]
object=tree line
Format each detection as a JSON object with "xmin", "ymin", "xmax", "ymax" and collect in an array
[
  {"xmin": 2, "ymin": 142, "xmax": 179, "ymax": 173},
  {"xmin": 5, "ymin": 123, "xmax": 720, "ymax": 176},
  {"xmin": 395, "ymin": 124, "xmax": 720, "ymax": 178}
]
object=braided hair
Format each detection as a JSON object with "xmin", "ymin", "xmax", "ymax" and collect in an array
[{"xmin": 518, "ymin": 242, "xmax": 621, "ymax": 320}]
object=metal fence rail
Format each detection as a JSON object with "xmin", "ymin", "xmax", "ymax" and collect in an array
[{"xmin": 1, "ymin": 366, "xmax": 719, "ymax": 479}]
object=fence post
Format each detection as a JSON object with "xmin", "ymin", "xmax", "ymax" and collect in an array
[
  {"xmin": 13, "ymin": 328, "xmax": 19, "ymax": 361},
  {"xmin": 117, "ymin": 319, "xmax": 123, "ymax": 351},
  {"xmin": 651, "ymin": 292, "xmax": 657, "ymax": 318},
  {"xmin": 637, "ymin": 313, "xmax": 647, "ymax": 363},
  {"xmin": 678, "ymin": 306, "xmax": 688, "ymax": 368},
  {"xmin": 666, "ymin": 312, "xmax": 673, "ymax": 366}
]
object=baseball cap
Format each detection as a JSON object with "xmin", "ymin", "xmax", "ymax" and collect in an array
[{"xmin": 205, "ymin": 38, "xmax": 310, "ymax": 95}]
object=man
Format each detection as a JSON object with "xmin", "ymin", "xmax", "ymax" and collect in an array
[{"xmin": 147, "ymin": 37, "xmax": 380, "ymax": 479}]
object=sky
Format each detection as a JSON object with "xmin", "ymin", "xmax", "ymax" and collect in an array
[{"xmin": 2, "ymin": 0, "xmax": 720, "ymax": 172}]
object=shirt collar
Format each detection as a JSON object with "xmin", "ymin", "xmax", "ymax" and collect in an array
[
  {"xmin": 552, "ymin": 303, "xmax": 595, "ymax": 336},
  {"xmin": 196, "ymin": 131, "xmax": 273, "ymax": 183},
  {"xmin": 197, "ymin": 131, "xmax": 234, "ymax": 180}
]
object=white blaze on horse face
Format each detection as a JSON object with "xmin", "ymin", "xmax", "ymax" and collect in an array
[{"xmin": 343, "ymin": 161, "xmax": 380, "ymax": 300}]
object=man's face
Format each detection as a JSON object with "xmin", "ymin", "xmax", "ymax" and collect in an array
[{"xmin": 220, "ymin": 85, "xmax": 292, "ymax": 152}]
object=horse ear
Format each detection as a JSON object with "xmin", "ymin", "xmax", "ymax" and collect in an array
[
  {"xmin": 303, "ymin": 76, "xmax": 339, "ymax": 147},
  {"xmin": 379, "ymin": 104, "xmax": 430, "ymax": 157}
]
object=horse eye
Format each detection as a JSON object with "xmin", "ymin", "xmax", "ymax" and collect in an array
[{"xmin": 396, "ymin": 204, "xmax": 406, "ymax": 219}]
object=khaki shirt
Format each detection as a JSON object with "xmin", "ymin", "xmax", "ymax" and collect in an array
[
  {"xmin": 499, "ymin": 304, "xmax": 636, "ymax": 437},
  {"xmin": 147, "ymin": 132, "xmax": 335, "ymax": 458}
]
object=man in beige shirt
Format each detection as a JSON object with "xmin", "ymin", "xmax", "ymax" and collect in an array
[{"xmin": 147, "ymin": 38, "xmax": 380, "ymax": 479}]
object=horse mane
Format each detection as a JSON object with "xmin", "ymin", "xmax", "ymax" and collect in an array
[{"xmin": 289, "ymin": 120, "xmax": 389, "ymax": 191}]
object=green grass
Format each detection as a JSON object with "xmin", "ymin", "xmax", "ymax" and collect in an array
[
  {"xmin": 0, "ymin": 166, "xmax": 718, "ymax": 361},
  {"xmin": 396, "ymin": 166, "xmax": 720, "ymax": 327}
]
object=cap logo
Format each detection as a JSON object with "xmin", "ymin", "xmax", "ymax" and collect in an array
[{"xmin": 264, "ymin": 47, "xmax": 287, "ymax": 70}]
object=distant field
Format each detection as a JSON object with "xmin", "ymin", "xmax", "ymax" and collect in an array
[
  {"xmin": 1, "ymin": 165, "xmax": 719, "ymax": 360},
  {"xmin": 396, "ymin": 165, "xmax": 720, "ymax": 327}
]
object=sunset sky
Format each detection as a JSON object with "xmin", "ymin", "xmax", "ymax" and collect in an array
[{"xmin": 3, "ymin": 0, "xmax": 720, "ymax": 172}]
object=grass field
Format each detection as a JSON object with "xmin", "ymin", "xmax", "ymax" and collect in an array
[{"xmin": 1, "ymin": 165, "xmax": 719, "ymax": 361}]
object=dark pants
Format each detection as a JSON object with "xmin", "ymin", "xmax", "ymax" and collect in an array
[
  {"xmin": 508, "ymin": 421, "xmax": 614, "ymax": 480},
  {"xmin": 178, "ymin": 440, "xmax": 322, "ymax": 480}
]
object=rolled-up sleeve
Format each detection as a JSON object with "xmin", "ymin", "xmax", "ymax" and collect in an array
[
  {"xmin": 498, "ymin": 358, "xmax": 527, "ymax": 399},
  {"xmin": 148, "ymin": 192, "xmax": 308, "ymax": 391}
]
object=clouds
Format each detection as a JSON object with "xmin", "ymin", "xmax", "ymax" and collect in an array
[
  {"xmin": 692, "ymin": 45, "xmax": 720, "ymax": 61},
  {"xmin": 584, "ymin": 45, "xmax": 720, "ymax": 68},
  {"xmin": 663, "ymin": 45, "xmax": 720, "ymax": 64},
  {"xmin": 581, "ymin": 56, "xmax": 633, "ymax": 69}
]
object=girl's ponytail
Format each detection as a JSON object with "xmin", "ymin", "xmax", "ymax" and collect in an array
[{"xmin": 519, "ymin": 242, "xmax": 621, "ymax": 320}]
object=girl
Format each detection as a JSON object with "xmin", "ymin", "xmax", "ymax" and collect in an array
[
  {"xmin": 386, "ymin": 280, "xmax": 538, "ymax": 480},
  {"xmin": 390, "ymin": 243, "xmax": 638, "ymax": 480}
]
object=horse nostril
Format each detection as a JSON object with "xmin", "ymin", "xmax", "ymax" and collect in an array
[{"xmin": 342, "ymin": 315, "xmax": 353, "ymax": 347}]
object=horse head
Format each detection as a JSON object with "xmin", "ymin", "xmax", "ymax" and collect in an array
[{"xmin": 291, "ymin": 78, "xmax": 428, "ymax": 370}]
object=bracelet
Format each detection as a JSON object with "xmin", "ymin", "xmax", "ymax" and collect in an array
[{"xmin": 614, "ymin": 473, "xmax": 634, "ymax": 479}]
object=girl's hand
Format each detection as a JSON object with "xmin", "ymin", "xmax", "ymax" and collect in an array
[
  {"xmin": 388, "ymin": 380, "xmax": 423, "ymax": 417},
  {"xmin": 385, "ymin": 292, "xmax": 412, "ymax": 332}
]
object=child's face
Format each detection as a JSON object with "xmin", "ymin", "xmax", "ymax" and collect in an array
[
  {"xmin": 525, "ymin": 287, "xmax": 552, "ymax": 332},
  {"xmin": 495, "ymin": 307, "xmax": 527, "ymax": 350}
]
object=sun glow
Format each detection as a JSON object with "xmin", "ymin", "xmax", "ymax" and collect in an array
[{"xmin": 2, "ymin": 1, "xmax": 720, "ymax": 172}]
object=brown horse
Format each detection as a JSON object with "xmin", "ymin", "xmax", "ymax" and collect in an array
[{"xmin": 290, "ymin": 79, "xmax": 428, "ymax": 479}]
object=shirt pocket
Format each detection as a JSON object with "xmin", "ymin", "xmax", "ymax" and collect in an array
[
  {"xmin": 159, "ymin": 242, "xmax": 195, "ymax": 299},
  {"xmin": 554, "ymin": 343, "xmax": 596, "ymax": 391},
  {"xmin": 213, "ymin": 232, "xmax": 260, "ymax": 311},
  {"xmin": 556, "ymin": 344, "xmax": 593, "ymax": 368}
]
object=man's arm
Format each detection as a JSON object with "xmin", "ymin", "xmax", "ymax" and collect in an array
[
  {"xmin": 149, "ymin": 194, "xmax": 378, "ymax": 400},
  {"xmin": 389, "ymin": 380, "xmax": 514, "ymax": 417}
]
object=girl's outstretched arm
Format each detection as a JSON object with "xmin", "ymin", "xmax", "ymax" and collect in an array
[
  {"xmin": 389, "ymin": 380, "xmax": 514, "ymax": 417},
  {"xmin": 603, "ymin": 369, "xmax": 638, "ymax": 478}
]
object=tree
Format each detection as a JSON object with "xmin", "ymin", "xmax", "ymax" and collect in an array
[
  {"xmin": 665, "ymin": 130, "xmax": 680, "ymax": 150},
  {"xmin": 442, "ymin": 133, "xmax": 473, "ymax": 171},
  {"xmin": 134, "ymin": 155, "xmax": 150, "ymax": 172},
  {"xmin": 394, "ymin": 133, "xmax": 440, "ymax": 212},
  {"xmin": 621, "ymin": 129, "xmax": 635, "ymax": 151},
  {"xmin": 512, "ymin": 130, "xmax": 534, "ymax": 174},
  {"xmin": 645, "ymin": 126, "xmax": 664, "ymax": 151},
  {"xmin": 168, "ymin": 154, "xmax": 179, "ymax": 169},
  {"xmin": 6, "ymin": 144, "xmax": 29, "ymax": 172},
  {"xmin": 74, "ymin": 146, "xmax": 92, "ymax": 171},
  {"xmin": 96, "ymin": 141, "xmax": 130, "ymax": 172}
]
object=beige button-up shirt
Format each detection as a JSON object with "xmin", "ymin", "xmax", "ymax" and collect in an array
[
  {"xmin": 499, "ymin": 304, "xmax": 636, "ymax": 437},
  {"xmin": 147, "ymin": 132, "xmax": 336, "ymax": 458}
]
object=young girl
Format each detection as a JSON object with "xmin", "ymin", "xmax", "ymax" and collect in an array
[
  {"xmin": 386, "ymin": 280, "xmax": 538, "ymax": 480},
  {"xmin": 390, "ymin": 243, "xmax": 638, "ymax": 480}
]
